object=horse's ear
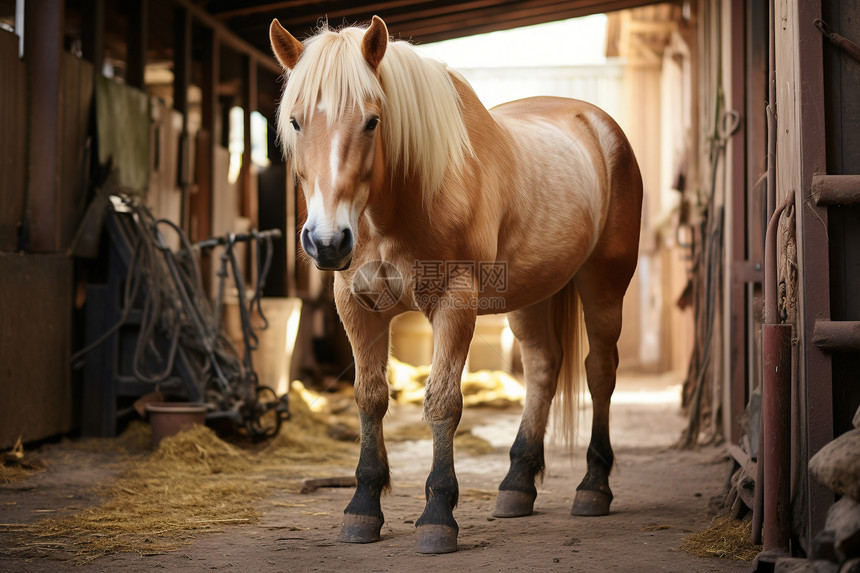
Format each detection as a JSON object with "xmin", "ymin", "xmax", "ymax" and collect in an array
[
  {"xmin": 362, "ymin": 15, "xmax": 388, "ymax": 72},
  {"xmin": 270, "ymin": 19, "xmax": 304, "ymax": 70}
]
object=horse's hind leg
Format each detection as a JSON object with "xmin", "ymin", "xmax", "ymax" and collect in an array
[
  {"xmin": 570, "ymin": 256, "xmax": 634, "ymax": 516},
  {"xmin": 493, "ymin": 298, "xmax": 561, "ymax": 517}
]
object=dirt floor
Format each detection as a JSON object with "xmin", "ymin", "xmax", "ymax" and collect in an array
[{"xmin": 0, "ymin": 373, "xmax": 753, "ymax": 572}]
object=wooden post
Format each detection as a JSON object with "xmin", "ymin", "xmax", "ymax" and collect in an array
[
  {"xmin": 24, "ymin": 0, "xmax": 64, "ymax": 252},
  {"xmin": 80, "ymin": 0, "xmax": 104, "ymax": 73},
  {"xmin": 173, "ymin": 6, "xmax": 191, "ymax": 230},
  {"xmin": 127, "ymin": 0, "xmax": 148, "ymax": 89},
  {"xmin": 726, "ymin": 0, "xmax": 748, "ymax": 445},
  {"xmin": 242, "ymin": 54, "xmax": 258, "ymax": 228},
  {"xmin": 194, "ymin": 27, "xmax": 218, "ymax": 242}
]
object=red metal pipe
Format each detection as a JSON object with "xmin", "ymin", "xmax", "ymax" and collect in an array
[
  {"xmin": 752, "ymin": 190, "xmax": 793, "ymax": 549},
  {"xmin": 761, "ymin": 323, "xmax": 792, "ymax": 552}
]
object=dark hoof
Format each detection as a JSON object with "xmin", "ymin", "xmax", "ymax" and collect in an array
[
  {"xmin": 492, "ymin": 490, "xmax": 535, "ymax": 518},
  {"xmin": 570, "ymin": 490, "xmax": 612, "ymax": 516},
  {"xmin": 415, "ymin": 524, "xmax": 458, "ymax": 554},
  {"xmin": 339, "ymin": 513, "xmax": 383, "ymax": 543}
]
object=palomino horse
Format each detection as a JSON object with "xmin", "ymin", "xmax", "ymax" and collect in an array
[{"xmin": 270, "ymin": 16, "xmax": 642, "ymax": 554}]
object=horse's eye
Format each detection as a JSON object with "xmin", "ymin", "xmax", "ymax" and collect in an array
[
  {"xmin": 365, "ymin": 116, "xmax": 380, "ymax": 131},
  {"xmin": 290, "ymin": 118, "xmax": 301, "ymax": 132}
]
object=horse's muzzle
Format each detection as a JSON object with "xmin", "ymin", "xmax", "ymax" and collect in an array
[{"xmin": 302, "ymin": 226, "xmax": 354, "ymax": 271}]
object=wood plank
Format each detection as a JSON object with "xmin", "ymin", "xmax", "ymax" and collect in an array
[
  {"xmin": 0, "ymin": 253, "xmax": 74, "ymax": 448},
  {"xmin": 782, "ymin": 0, "xmax": 833, "ymax": 547}
]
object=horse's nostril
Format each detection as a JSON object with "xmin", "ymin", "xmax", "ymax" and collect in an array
[
  {"xmin": 300, "ymin": 227, "xmax": 316, "ymax": 256},
  {"xmin": 339, "ymin": 228, "xmax": 353, "ymax": 254}
]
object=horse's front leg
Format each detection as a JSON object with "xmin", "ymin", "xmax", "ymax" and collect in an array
[
  {"xmin": 415, "ymin": 296, "xmax": 476, "ymax": 554},
  {"xmin": 335, "ymin": 279, "xmax": 393, "ymax": 544}
]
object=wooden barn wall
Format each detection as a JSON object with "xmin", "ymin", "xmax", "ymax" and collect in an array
[
  {"xmin": 0, "ymin": 29, "xmax": 26, "ymax": 251},
  {"xmin": 0, "ymin": 254, "xmax": 74, "ymax": 448},
  {"xmin": 823, "ymin": 0, "xmax": 860, "ymax": 438}
]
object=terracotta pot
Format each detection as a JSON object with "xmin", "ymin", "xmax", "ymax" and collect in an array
[{"xmin": 145, "ymin": 402, "xmax": 208, "ymax": 448}]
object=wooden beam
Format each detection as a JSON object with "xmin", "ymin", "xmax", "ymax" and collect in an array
[
  {"xmin": 24, "ymin": 0, "xmax": 64, "ymax": 252},
  {"xmin": 171, "ymin": 0, "xmax": 281, "ymax": 75},
  {"xmin": 392, "ymin": 0, "xmax": 641, "ymax": 40},
  {"xmin": 813, "ymin": 320, "xmax": 860, "ymax": 352},
  {"xmin": 812, "ymin": 174, "xmax": 860, "ymax": 205},
  {"xmin": 127, "ymin": 0, "xmax": 148, "ymax": 89},
  {"xmin": 229, "ymin": 0, "xmax": 658, "ymax": 46}
]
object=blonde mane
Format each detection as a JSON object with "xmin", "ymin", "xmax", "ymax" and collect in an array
[{"xmin": 277, "ymin": 23, "xmax": 473, "ymax": 205}]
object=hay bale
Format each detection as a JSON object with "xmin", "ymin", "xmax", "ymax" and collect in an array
[
  {"xmin": 810, "ymin": 429, "xmax": 860, "ymax": 500},
  {"xmin": 680, "ymin": 516, "xmax": 761, "ymax": 561}
]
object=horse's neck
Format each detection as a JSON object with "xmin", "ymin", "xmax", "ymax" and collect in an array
[{"xmin": 362, "ymin": 79, "xmax": 511, "ymax": 255}]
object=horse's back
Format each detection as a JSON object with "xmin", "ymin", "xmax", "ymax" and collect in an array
[{"xmin": 490, "ymin": 96, "xmax": 630, "ymax": 158}]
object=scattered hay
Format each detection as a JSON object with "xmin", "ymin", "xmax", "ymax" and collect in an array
[
  {"xmin": 1, "ymin": 437, "xmax": 45, "ymax": 484},
  {"xmin": 21, "ymin": 386, "xmax": 360, "ymax": 564},
  {"xmin": 454, "ymin": 431, "xmax": 497, "ymax": 455},
  {"xmin": 387, "ymin": 421, "xmax": 432, "ymax": 442},
  {"xmin": 148, "ymin": 424, "xmax": 247, "ymax": 474},
  {"xmin": 387, "ymin": 357, "xmax": 525, "ymax": 408},
  {"xmin": 461, "ymin": 488, "xmax": 497, "ymax": 500},
  {"xmin": 25, "ymin": 425, "xmax": 265, "ymax": 563},
  {"xmin": 0, "ymin": 464, "xmax": 32, "ymax": 484},
  {"xmin": 259, "ymin": 382, "xmax": 357, "ymax": 467},
  {"xmin": 679, "ymin": 516, "xmax": 761, "ymax": 561},
  {"xmin": 642, "ymin": 524, "xmax": 673, "ymax": 532},
  {"xmin": 66, "ymin": 420, "xmax": 152, "ymax": 454}
]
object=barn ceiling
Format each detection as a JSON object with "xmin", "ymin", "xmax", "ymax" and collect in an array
[{"xmin": 198, "ymin": 0, "xmax": 666, "ymax": 52}]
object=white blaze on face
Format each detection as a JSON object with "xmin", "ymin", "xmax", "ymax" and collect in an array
[
  {"xmin": 302, "ymin": 127, "xmax": 368, "ymax": 250},
  {"xmin": 329, "ymin": 132, "xmax": 341, "ymax": 187},
  {"xmin": 304, "ymin": 180, "xmax": 353, "ymax": 247}
]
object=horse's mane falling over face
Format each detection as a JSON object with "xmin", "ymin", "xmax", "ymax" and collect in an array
[{"xmin": 275, "ymin": 20, "xmax": 473, "ymax": 207}]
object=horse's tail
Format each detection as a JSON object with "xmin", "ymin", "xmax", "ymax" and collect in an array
[{"xmin": 550, "ymin": 280, "xmax": 587, "ymax": 449}]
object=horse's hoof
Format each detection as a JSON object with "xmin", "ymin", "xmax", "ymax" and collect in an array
[
  {"xmin": 492, "ymin": 490, "xmax": 535, "ymax": 518},
  {"xmin": 415, "ymin": 524, "xmax": 458, "ymax": 554},
  {"xmin": 339, "ymin": 513, "xmax": 383, "ymax": 543},
  {"xmin": 570, "ymin": 490, "xmax": 612, "ymax": 516}
]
